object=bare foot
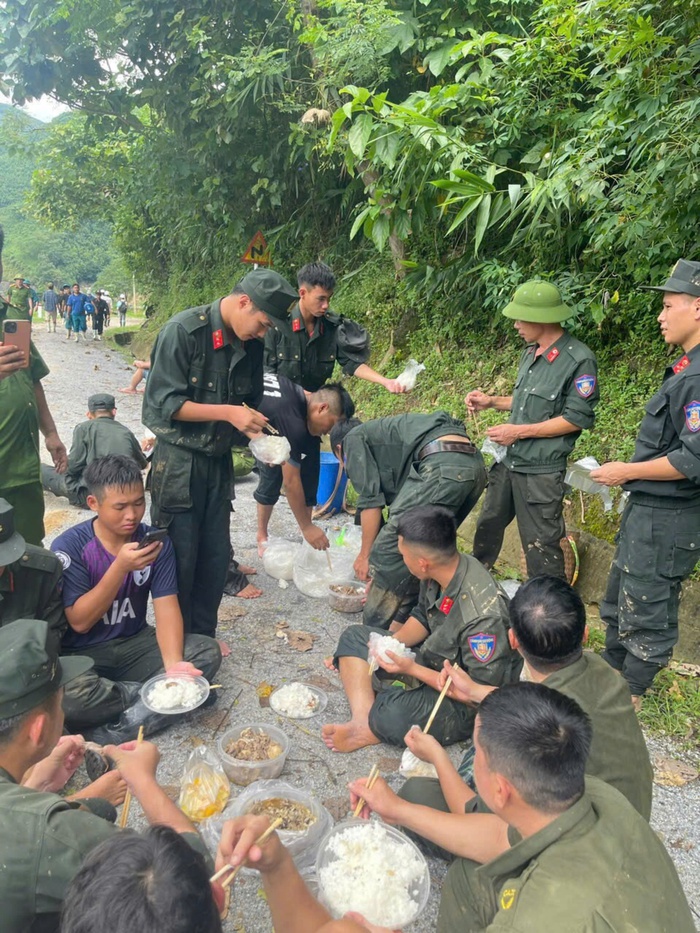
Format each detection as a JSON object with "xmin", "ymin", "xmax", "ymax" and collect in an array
[
  {"xmin": 324, "ymin": 656, "xmax": 338, "ymax": 673},
  {"xmin": 235, "ymin": 583, "xmax": 263, "ymax": 599},
  {"xmin": 217, "ymin": 639, "xmax": 232, "ymax": 657},
  {"xmin": 71, "ymin": 771, "xmax": 127, "ymax": 806},
  {"xmin": 118, "ymin": 387, "xmax": 138, "ymax": 394},
  {"xmin": 321, "ymin": 722, "xmax": 380, "ymax": 753},
  {"xmin": 237, "ymin": 563, "xmax": 257, "ymax": 576}
]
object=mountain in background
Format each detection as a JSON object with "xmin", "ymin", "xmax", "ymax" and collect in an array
[{"xmin": 0, "ymin": 103, "xmax": 127, "ymax": 292}]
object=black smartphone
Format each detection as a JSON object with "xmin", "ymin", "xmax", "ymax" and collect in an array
[{"xmin": 137, "ymin": 528, "xmax": 169, "ymax": 549}]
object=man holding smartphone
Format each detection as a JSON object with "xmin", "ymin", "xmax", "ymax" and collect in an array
[{"xmin": 51, "ymin": 455, "xmax": 221, "ymax": 743}]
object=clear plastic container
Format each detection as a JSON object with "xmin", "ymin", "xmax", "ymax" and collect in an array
[
  {"xmin": 328, "ymin": 580, "xmax": 366, "ymax": 613},
  {"xmin": 269, "ymin": 682, "xmax": 328, "ymax": 719},
  {"xmin": 316, "ymin": 818, "xmax": 430, "ymax": 928},
  {"xmin": 217, "ymin": 722, "xmax": 290, "ymax": 786},
  {"xmin": 140, "ymin": 673, "xmax": 210, "ymax": 714}
]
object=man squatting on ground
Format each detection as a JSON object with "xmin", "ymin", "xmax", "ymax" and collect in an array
[
  {"xmin": 41, "ymin": 392, "xmax": 146, "ymax": 508},
  {"xmin": 0, "ymin": 618, "xmax": 212, "ymax": 933},
  {"xmin": 350, "ymin": 682, "xmax": 695, "ymax": 933},
  {"xmin": 264, "ymin": 260, "xmax": 407, "ymax": 394},
  {"xmin": 51, "ymin": 455, "xmax": 221, "ymax": 744},
  {"xmin": 330, "ymin": 412, "xmax": 487, "ymax": 631},
  {"xmin": 467, "ymin": 280, "xmax": 598, "ymax": 580},
  {"xmin": 323, "ymin": 506, "xmax": 521, "ymax": 753},
  {"xmin": 143, "ymin": 269, "xmax": 298, "ymax": 642},
  {"xmin": 591, "ymin": 259, "xmax": 700, "ymax": 705},
  {"xmin": 389, "ymin": 575, "xmax": 653, "ymax": 861},
  {"xmin": 255, "ymin": 373, "xmax": 355, "ymax": 554}
]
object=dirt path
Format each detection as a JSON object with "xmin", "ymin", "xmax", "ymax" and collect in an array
[{"xmin": 33, "ymin": 328, "xmax": 700, "ymax": 930}]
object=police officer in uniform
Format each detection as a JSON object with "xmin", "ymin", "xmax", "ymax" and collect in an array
[
  {"xmin": 592, "ymin": 260, "xmax": 700, "ymax": 707},
  {"xmin": 468, "ymin": 281, "xmax": 599, "ymax": 579},
  {"xmin": 0, "ymin": 499, "xmax": 66, "ymax": 652},
  {"xmin": 330, "ymin": 412, "xmax": 486, "ymax": 629},
  {"xmin": 142, "ymin": 270, "xmax": 297, "ymax": 640},
  {"xmin": 264, "ymin": 261, "xmax": 406, "ymax": 393}
]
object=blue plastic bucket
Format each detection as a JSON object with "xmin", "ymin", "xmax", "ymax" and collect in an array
[{"xmin": 316, "ymin": 451, "xmax": 347, "ymax": 513}]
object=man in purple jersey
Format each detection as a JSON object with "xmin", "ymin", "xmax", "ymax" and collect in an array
[{"xmin": 51, "ymin": 456, "xmax": 221, "ymax": 744}]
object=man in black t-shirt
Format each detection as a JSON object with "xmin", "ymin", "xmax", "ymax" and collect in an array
[{"xmin": 255, "ymin": 374, "xmax": 354, "ymax": 553}]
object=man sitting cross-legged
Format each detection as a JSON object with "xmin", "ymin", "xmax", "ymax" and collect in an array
[
  {"xmin": 394, "ymin": 575, "xmax": 653, "ymax": 858},
  {"xmin": 351, "ymin": 683, "xmax": 695, "ymax": 933},
  {"xmin": 51, "ymin": 455, "xmax": 221, "ymax": 744},
  {"xmin": 322, "ymin": 506, "xmax": 520, "ymax": 753}
]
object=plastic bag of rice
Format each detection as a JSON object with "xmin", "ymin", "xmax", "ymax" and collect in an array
[
  {"xmin": 318, "ymin": 821, "xmax": 428, "ymax": 927},
  {"xmin": 250, "ymin": 434, "xmax": 291, "ymax": 466},
  {"xmin": 367, "ymin": 633, "xmax": 415, "ymax": 675},
  {"xmin": 147, "ymin": 678, "xmax": 204, "ymax": 711}
]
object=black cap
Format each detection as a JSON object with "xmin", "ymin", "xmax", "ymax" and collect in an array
[
  {"xmin": 641, "ymin": 259, "xmax": 700, "ymax": 298},
  {"xmin": 0, "ymin": 619, "xmax": 93, "ymax": 719},
  {"xmin": 237, "ymin": 270, "xmax": 297, "ymax": 321},
  {"xmin": 0, "ymin": 499, "xmax": 26, "ymax": 566},
  {"xmin": 88, "ymin": 393, "xmax": 116, "ymax": 412}
]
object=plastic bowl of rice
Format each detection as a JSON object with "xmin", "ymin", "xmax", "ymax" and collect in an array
[
  {"xmin": 140, "ymin": 673, "xmax": 210, "ymax": 714},
  {"xmin": 316, "ymin": 819, "xmax": 430, "ymax": 928},
  {"xmin": 269, "ymin": 682, "xmax": 328, "ymax": 719}
]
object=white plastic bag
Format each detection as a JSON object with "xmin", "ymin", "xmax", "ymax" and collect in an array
[
  {"xmin": 292, "ymin": 529, "xmax": 361, "ymax": 598},
  {"xmin": 481, "ymin": 437, "xmax": 507, "ymax": 463},
  {"xmin": 250, "ymin": 434, "xmax": 291, "ymax": 466},
  {"xmin": 399, "ymin": 747, "xmax": 438, "ymax": 780},
  {"xmin": 565, "ymin": 456, "xmax": 613, "ymax": 512},
  {"xmin": 262, "ymin": 538, "xmax": 300, "ymax": 581},
  {"xmin": 367, "ymin": 632, "xmax": 416, "ymax": 675},
  {"xmin": 395, "ymin": 359, "xmax": 425, "ymax": 391}
]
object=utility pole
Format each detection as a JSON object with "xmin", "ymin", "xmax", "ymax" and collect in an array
[{"xmin": 132, "ymin": 272, "xmax": 137, "ymax": 316}]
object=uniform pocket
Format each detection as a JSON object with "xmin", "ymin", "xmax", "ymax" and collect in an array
[
  {"xmin": 618, "ymin": 576, "xmax": 670, "ymax": 634},
  {"xmin": 670, "ymin": 532, "xmax": 700, "ymax": 577},
  {"xmin": 150, "ymin": 445, "xmax": 193, "ymax": 513},
  {"xmin": 640, "ymin": 394, "xmax": 669, "ymax": 449},
  {"xmin": 524, "ymin": 384, "xmax": 559, "ymax": 420},
  {"xmin": 525, "ymin": 472, "xmax": 565, "ymax": 520}
]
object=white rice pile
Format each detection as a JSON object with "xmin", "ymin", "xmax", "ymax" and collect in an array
[
  {"xmin": 270, "ymin": 682, "xmax": 319, "ymax": 718},
  {"xmin": 319, "ymin": 821, "xmax": 426, "ymax": 927},
  {"xmin": 147, "ymin": 678, "xmax": 203, "ymax": 711},
  {"xmin": 367, "ymin": 633, "xmax": 414, "ymax": 674},
  {"xmin": 250, "ymin": 435, "xmax": 292, "ymax": 465}
]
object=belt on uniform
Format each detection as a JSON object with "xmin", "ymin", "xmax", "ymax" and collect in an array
[{"xmin": 417, "ymin": 439, "xmax": 476, "ymax": 460}]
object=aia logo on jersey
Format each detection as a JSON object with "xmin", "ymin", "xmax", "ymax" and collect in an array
[
  {"xmin": 467, "ymin": 633, "xmax": 496, "ymax": 663},
  {"xmin": 574, "ymin": 374, "xmax": 596, "ymax": 398},
  {"xmin": 684, "ymin": 401, "xmax": 700, "ymax": 433}
]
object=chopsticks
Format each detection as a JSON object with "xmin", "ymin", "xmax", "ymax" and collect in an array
[
  {"xmin": 210, "ymin": 818, "xmax": 284, "ymax": 889},
  {"xmin": 118, "ymin": 724, "xmax": 144, "ymax": 828},
  {"xmin": 352, "ymin": 763, "xmax": 380, "ymax": 818},
  {"xmin": 423, "ymin": 663, "xmax": 461, "ymax": 735},
  {"xmin": 242, "ymin": 403, "xmax": 279, "ymax": 435}
]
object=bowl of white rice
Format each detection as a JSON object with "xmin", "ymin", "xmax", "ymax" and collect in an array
[
  {"xmin": 316, "ymin": 819, "xmax": 430, "ymax": 928},
  {"xmin": 140, "ymin": 673, "xmax": 210, "ymax": 714},
  {"xmin": 269, "ymin": 682, "xmax": 328, "ymax": 719}
]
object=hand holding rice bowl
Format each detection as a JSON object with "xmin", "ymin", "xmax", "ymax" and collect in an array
[
  {"xmin": 269, "ymin": 682, "xmax": 328, "ymax": 719},
  {"xmin": 316, "ymin": 819, "xmax": 430, "ymax": 928},
  {"xmin": 140, "ymin": 673, "xmax": 210, "ymax": 713}
]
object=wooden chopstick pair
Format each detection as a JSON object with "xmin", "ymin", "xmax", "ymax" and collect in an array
[
  {"xmin": 118, "ymin": 724, "xmax": 144, "ymax": 828},
  {"xmin": 352, "ymin": 763, "xmax": 380, "ymax": 818},
  {"xmin": 242, "ymin": 403, "xmax": 280, "ymax": 435},
  {"xmin": 210, "ymin": 818, "xmax": 283, "ymax": 889}
]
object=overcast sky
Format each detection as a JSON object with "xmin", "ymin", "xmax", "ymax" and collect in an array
[{"xmin": 0, "ymin": 94, "xmax": 70, "ymax": 123}]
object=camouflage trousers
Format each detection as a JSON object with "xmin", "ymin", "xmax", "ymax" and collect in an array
[{"xmin": 601, "ymin": 496, "xmax": 700, "ymax": 695}]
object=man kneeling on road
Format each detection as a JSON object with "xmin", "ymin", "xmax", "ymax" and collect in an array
[
  {"xmin": 330, "ymin": 412, "xmax": 486, "ymax": 630},
  {"xmin": 351, "ymin": 682, "xmax": 695, "ymax": 933},
  {"xmin": 256, "ymin": 374, "xmax": 355, "ymax": 555},
  {"xmin": 0, "ymin": 618, "xmax": 210, "ymax": 933},
  {"xmin": 51, "ymin": 455, "xmax": 221, "ymax": 744},
  {"xmin": 322, "ymin": 506, "xmax": 519, "ymax": 753},
  {"xmin": 390, "ymin": 575, "xmax": 653, "ymax": 861}
]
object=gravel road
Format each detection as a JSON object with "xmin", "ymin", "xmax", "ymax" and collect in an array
[{"xmin": 33, "ymin": 328, "xmax": 699, "ymax": 931}]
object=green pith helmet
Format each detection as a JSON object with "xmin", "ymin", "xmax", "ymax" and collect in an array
[{"xmin": 502, "ymin": 280, "xmax": 572, "ymax": 324}]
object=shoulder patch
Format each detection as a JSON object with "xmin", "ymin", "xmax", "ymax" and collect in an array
[
  {"xmin": 53, "ymin": 550, "xmax": 72, "ymax": 570},
  {"xmin": 684, "ymin": 400, "xmax": 700, "ymax": 433},
  {"xmin": 20, "ymin": 545, "xmax": 62, "ymax": 573},
  {"xmin": 178, "ymin": 306, "xmax": 211, "ymax": 334},
  {"xmin": 467, "ymin": 633, "xmax": 496, "ymax": 663},
  {"xmin": 574, "ymin": 373, "xmax": 596, "ymax": 398}
]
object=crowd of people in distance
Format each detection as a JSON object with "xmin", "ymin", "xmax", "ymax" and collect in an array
[
  {"xmin": 4, "ymin": 275, "xmax": 129, "ymax": 338},
  {"xmin": 0, "ymin": 235, "xmax": 698, "ymax": 932}
]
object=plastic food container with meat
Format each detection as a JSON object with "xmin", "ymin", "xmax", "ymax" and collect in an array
[{"xmin": 217, "ymin": 722, "xmax": 290, "ymax": 785}]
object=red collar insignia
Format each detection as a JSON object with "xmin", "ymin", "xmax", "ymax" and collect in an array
[
  {"xmin": 546, "ymin": 347, "xmax": 560, "ymax": 363},
  {"xmin": 292, "ymin": 317, "xmax": 303, "ymax": 332},
  {"xmin": 439, "ymin": 596, "xmax": 454, "ymax": 614},
  {"xmin": 673, "ymin": 355, "xmax": 690, "ymax": 374},
  {"xmin": 212, "ymin": 329, "xmax": 224, "ymax": 350}
]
